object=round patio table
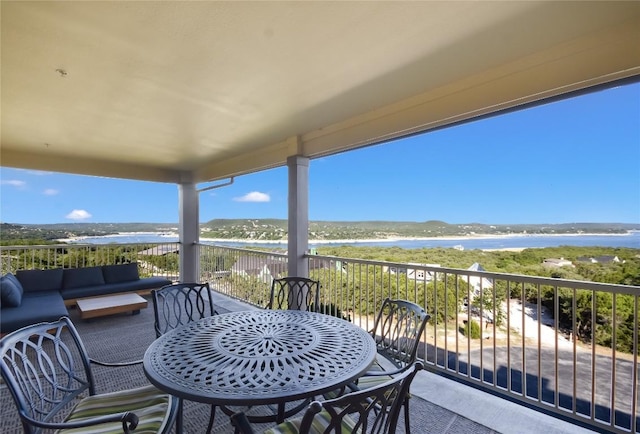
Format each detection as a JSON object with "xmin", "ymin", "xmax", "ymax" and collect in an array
[{"xmin": 143, "ymin": 309, "xmax": 376, "ymax": 428}]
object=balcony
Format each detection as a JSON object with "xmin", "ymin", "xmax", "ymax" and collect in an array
[
  {"xmin": 2, "ymin": 4, "xmax": 639, "ymax": 432},
  {"xmin": 2, "ymin": 242, "xmax": 637, "ymax": 433}
]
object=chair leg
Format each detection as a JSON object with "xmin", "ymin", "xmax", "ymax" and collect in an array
[
  {"xmin": 403, "ymin": 397, "xmax": 411, "ymax": 434},
  {"xmin": 277, "ymin": 403, "xmax": 285, "ymax": 423},
  {"xmin": 205, "ymin": 404, "xmax": 217, "ymax": 434},
  {"xmin": 176, "ymin": 398, "xmax": 184, "ymax": 434}
]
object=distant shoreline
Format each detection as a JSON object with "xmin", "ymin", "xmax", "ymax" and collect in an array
[
  {"xmin": 58, "ymin": 230, "xmax": 637, "ymax": 245},
  {"xmin": 58, "ymin": 231, "xmax": 177, "ymax": 243},
  {"xmin": 206, "ymin": 231, "xmax": 635, "ymax": 244}
]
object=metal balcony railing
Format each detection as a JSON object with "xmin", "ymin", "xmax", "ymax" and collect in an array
[
  {"xmin": 197, "ymin": 243, "xmax": 287, "ymax": 308},
  {"xmin": 0, "ymin": 242, "xmax": 181, "ymax": 281},
  {"xmin": 2, "ymin": 242, "xmax": 638, "ymax": 433},
  {"xmin": 199, "ymin": 244, "xmax": 639, "ymax": 433},
  {"xmin": 303, "ymin": 253, "xmax": 639, "ymax": 434}
]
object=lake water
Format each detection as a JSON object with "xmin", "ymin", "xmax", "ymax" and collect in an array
[{"xmin": 69, "ymin": 231, "xmax": 640, "ymax": 250}]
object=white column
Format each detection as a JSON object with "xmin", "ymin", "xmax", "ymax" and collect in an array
[
  {"xmin": 287, "ymin": 155, "xmax": 309, "ymax": 279},
  {"xmin": 178, "ymin": 182, "xmax": 199, "ymax": 283}
]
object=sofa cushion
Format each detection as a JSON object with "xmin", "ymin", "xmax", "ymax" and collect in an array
[
  {"xmin": 63, "ymin": 266, "xmax": 105, "ymax": 290},
  {"xmin": 118, "ymin": 276, "xmax": 172, "ymax": 292},
  {"xmin": 16, "ymin": 268, "xmax": 64, "ymax": 293},
  {"xmin": 0, "ymin": 290, "xmax": 68, "ymax": 334},
  {"xmin": 61, "ymin": 276, "xmax": 173, "ymax": 300},
  {"xmin": 1, "ymin": 273, "xmax": 24, "ymax": 307},
  {"xmin": 102, "ymin": 263, "xmax": 140, "ymax": 283}
]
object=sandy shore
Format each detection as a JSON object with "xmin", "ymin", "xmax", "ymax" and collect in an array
[
  {"xmin": 200, "ymin": 231, "xmax": 634, "ymax": 245},
  {"xmin": 57, "ymin": 231, "xmax": 179, "ymax": 243},
  {"xmin": 58, "ymin": 230, "xmax": 636, "ymax": 251}
]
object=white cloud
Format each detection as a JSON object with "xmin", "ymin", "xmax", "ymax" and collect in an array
[
  {"xmin": 66, "ymin": 209, "xmax": 92, "ymax": 220},
  {"xmin": 1, "ymin": 180, "xmax": 26, "ymax": 188},
  {"xmin": 233, "ymin": 191, "xmax": 271, "ymax": 203},
  {"xmin": 43, "ymin": 188, "xmax": 59, "ymax": 196}
]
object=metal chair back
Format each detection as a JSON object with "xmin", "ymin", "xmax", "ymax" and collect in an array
[
  {"xmin": 267, "ymin": 277, "xmax": 320, "ymax": 312},
  {"xmin": 1, "ymin": 318, "xmax": 98, "ymax": 433},
  {"xmin": 231, "ymin": 362, "xmax": 423, "ymax": 434},
  {"xmin": 1, "ymin": 317, "xmax": 178, "ymax": 434},
  {"xmin": 370, "ymin": 298, "xmax": 430, "ymax": 368},
  {"xmin": 152, "ymin": 282, "xmax": 217, "ymax": 337}
]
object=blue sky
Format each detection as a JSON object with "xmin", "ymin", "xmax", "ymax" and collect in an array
[{"xmin": 1, "ymin": 82, "xmax": 639, "ymax": 225}]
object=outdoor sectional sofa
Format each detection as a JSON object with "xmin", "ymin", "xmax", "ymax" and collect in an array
[{"xmin": 0, "ymin": 262, "xmax": 173, "ymax": 335}]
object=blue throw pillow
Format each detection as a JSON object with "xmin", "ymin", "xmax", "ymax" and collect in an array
[{"xmin": 1, "ymin": 273, "xmax": 24, "ymax": 307}]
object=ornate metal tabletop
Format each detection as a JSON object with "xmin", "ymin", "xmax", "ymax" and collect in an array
[{"xmin": 143, "ymin": 310, "xmax": 376, "ymax": 406}]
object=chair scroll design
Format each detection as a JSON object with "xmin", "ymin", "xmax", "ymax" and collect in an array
[
  {"xmin": 151, "ymin": 282, "xmax": 218, "ymax": 434},
  {"xmin": 152, "ymin": 282, "xmax": 217, "ymax": 338},
  {"xmin": 370, "ymin": 298, "xmax": 430, "ymax": 370},
  {"xmin": 231, "ymin": 361, "xmax": 424, "ymax": 434},
  {"xmin": 0, "ymin": 316, "xmax": 177, "ymax": 434},
  {"xmin": 335, "ymin": 298, "xmax": 430, "ymax": 434},
  {"xmin": 267, "ymin": 277, "xmax": 320, "ymax": 312}
]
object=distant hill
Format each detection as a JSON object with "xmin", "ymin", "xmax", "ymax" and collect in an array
[
  {"xmin": 0, "ymin": 222, "xmax": 177, "ymax": 243},
  {"xmin": 1, "ymin": 220, "xmax": 638, "ymax": 243},
  {"xmin": 200, "ymin": 219, "xmax": 640, "ymax": 241}
]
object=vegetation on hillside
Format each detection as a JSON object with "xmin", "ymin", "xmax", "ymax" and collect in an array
[
  {"xmin": 312, "ymin": 245, "xmax": 640, "ymax": 352},
  {"xmin": 200, "ymin": 219, "xmax": 639, "ymax": 240},
  {"xmin": 0, "ymin": 223, "xmax": 178, "ymax": 244},
  {"xmin": 2, "ymin": 220, "xmax": 638, "ymax": 243},
  {"xmin": 315, "ymin": 245, "xmax": 640, "ymax": 286}
]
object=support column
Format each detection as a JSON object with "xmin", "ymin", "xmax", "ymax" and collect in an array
[
  {"xmin": 178, "ymin": 182, "xmax": 199, "ymax": 283},
  {"xmin": 287, "ymin": 155, "xmax": 309, "ymax": 279}
]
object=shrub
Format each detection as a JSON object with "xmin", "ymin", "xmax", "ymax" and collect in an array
[
  {"xmin": 460, "ymin": 320, "xmax": 482, "ymax": 339},
  {"xmin": 314, "ymin": 303, "xmax": 350, "ymax": 321}
]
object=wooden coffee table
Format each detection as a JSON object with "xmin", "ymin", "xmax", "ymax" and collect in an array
[{"xmin": 76, "ymin": 293, "xmax": 148, "ymax": 319}]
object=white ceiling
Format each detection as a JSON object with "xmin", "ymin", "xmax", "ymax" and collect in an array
[{"xmin": 2, "ymin": 1, "xmax": 639, "ymax": 184}]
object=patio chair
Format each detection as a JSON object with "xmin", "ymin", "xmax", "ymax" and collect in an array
[
  {"xmin": 151, "ymin": 282, "xmax": 217, "ymax": 338},
  {"xmin": 230, "ymin": 361, "xmax": 424, "ymax": 434},
  {"xmin": 0, "ymin": 316, "xmax": 178, "ymax": 434},
  {"xmin": 267, "ymin": 277, "xmax": 320, "ymax": 311},
  {"xmin": 151, "ymin": 282, "xmax": 218, "ymax": 433},
  {"xmin": 325, "ymin": 298, "xmax": 430, "ymax": 434}
]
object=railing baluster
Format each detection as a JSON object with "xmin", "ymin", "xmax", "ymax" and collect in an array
[
  {"xmin": 590, "ymin": 287, "xmax": 597, "ymax": 423},
  {"xmin": 571, "ymin": 287, "xmax": 579, "ymax": 418},
  {"xmin": 554, "ymin": 284, "xmax": 560, "ymax": 410},
  {"xmin": 611, "ymin": 292, "xmax": 617, "ymax": 429},
  {"xmin": 506, "ymin": 279, "xmax": 512, "ymax": 394},
  {"xmin": 633, "ymin": 295, "xmax": 639, "ymax": 434},
  {"xmin": 537, "ymin": 282, "xmax": 542, "ymax": 405},
  {"xmin": 520, "ymin": 280, "xmax": 526, "ymax": 399}
]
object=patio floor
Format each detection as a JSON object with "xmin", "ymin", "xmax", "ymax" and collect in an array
[{"xmin": 0, "ymin": 292, "xmax": 596, "ymax": 433}]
